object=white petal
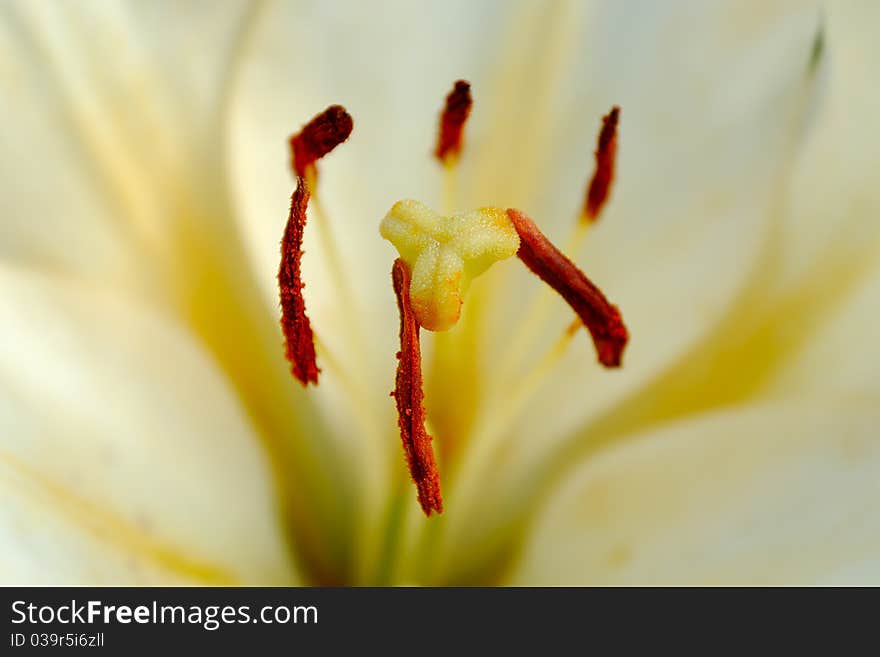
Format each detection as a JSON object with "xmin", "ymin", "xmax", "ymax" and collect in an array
[
  {"xmin": 766, "ymin": 267, "xmax": 880, "ymax": 400},
  {"xmin": 756, "ymin": 0, "xmax": 880, "ymax": 399},
  {"xmin": 0, "ymin": 1, "xmax": 253, "ymax": 279},
  {"xmin": 509, "ymin": 403, "xmax": 880, "ymax": 585},
  {"xmin": 0, "ymin": 265, "xmax": 295, "ymax": 584},
  {"xmin": 774, "ymin": 0, "xmax": 880, "ymax": 287},
  {"xmin": 561, "ymin": 0, "xmax": 879, "ymax": 422}
]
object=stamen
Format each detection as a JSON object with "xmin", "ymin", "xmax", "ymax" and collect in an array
[
  {"xmin": 391, "ymin": 259, "xmax": 443, "ymax": 516},
  {"xmin": 289, "ymin": 105, "xmax": 354, "ymax": 179},
  {"xmin": 583, "ymin": 106, "xmax": 620, "ymax": 222},
  {"xmin": 278, "ymin": 177, "xmax": 320, "ymax": 385},
  {"xmin": 434, "ymin": 80, "xmax": 473, "ymax": 165},
  {"xmin": 507, "ymin": 208, "xmax": 628, "ymax": 367}
]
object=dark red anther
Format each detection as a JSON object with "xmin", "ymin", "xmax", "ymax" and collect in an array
[
  {"xmin": 289, "ymin": 105, "xmax": 354, "ymax": 179},
  {"xmin": 278, "ymin": 177, "xmax": 320, "ymax": 385},
  {"xmin": 584, "ymin": 106, "xmax": 620, "ymax": 221},
  {"xmin": 391, "ymin": 259, "xmax": 443, "ymax": 516},
  {"xmin": 507, "ymin": 209, "xmax": 628, "ymax": 367},
  {"xmin": 434, "ymin": 80, "xmax": 473, "ymax": 164}
]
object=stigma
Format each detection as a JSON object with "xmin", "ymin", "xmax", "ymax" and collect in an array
[{"xmin": 380, "ymin": 200, "xmax": 520, "ymax": 331}]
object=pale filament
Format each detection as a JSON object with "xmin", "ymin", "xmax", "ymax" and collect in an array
[
  {"xmin": 483, "ymin": 206, "xmax": 602, "ymax": 464},
  {"xmin": 302, "ymin": 170, "xmax": 386, "ymax": 464}
]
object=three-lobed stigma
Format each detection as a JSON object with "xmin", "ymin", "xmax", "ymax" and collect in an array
[{"xmin": 380, "ymin": 200, "xmax": 520, "ymax": 331}]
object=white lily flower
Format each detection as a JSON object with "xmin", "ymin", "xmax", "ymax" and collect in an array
[{"xmin": 1, "ymin": 0, "xmax": 877, "ymax": 585}]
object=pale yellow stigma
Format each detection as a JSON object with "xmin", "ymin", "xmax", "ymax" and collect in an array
[{"xmin": 380, "ymin": 200, "xmax": 520, "ymax": 331}]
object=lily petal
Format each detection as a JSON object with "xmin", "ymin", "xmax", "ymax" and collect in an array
[
  {"xmin": 766, "ymin": 267, "xmax": 880, "ymax": 401},
  {"xmin": 759, "ymin": 0, "xmax": 880, "ymax": 400},
  {"xmin": 0, "ymin": 265, "xmax": 295, "ymax": 584},
  {"xmin": 561, "ymin": 0, "xmax": 877, "ymax": 431},
  {"xmin": 509, "ymin": 403, "xmax": 880, "ymax": 585},
  {"xmin": 774, "ymin": 0, "xmax": 880, "ymax": 288},
  {"xmin": 0, "ymin": 0, "xmax": 256, "ymax": 280}
]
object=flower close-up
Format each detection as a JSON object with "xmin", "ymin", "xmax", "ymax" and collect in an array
[{"xmin": 2, "ymin": 0, "xmax": 879, "ymax": 587}]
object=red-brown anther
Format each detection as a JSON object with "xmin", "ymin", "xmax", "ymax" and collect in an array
[
  {"xmin": 279, "ymin": 176, "xmax": 320, "ymax": 386},
  {"xmin": 507, "ymin": 209, "xmax": 628, "ymax": 367},
  {"xmin": 434, "ymin": 80, "xmax": 473, "ymax": 164},
  {"xmin": 391, "ymin": 258, "xmax": 443, "ymax": 516},
  {"xmin": 289, "ymin": 105, "xmax": 354, "ymax": 179},
  {"xmin": 583, "ymin": 105, "xmax": 620, "ymax": 221}
]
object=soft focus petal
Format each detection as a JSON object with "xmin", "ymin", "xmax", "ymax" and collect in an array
[
  {"xmin": 775, "ymin": 0, "xmax": 880, "ymax": 288},
  {"xmin": 766, "ymin": 266, "xmax": 880, "ymax": 400},
  {"xmin": 0, "ymin": 0, "xmax": 254, "ymax": 280},
  {"xmin": 562, "ymin": 0, "xmax": 877, "ymax": 435},
  {"xmin": 0, "ymin": 265, "xmax": 295, "ymax": 584},
  {"xmin": 759, "ymin": 0, "xmax": 880, "ymax": 400},
  {"xmin": 1, "ymin": 2, "xmax": 362, "ymax": 583},
  {"xmin": 509, "ymin": 403, "xmax": 880, "ymax": 585}
]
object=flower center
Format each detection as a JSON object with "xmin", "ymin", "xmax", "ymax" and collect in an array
[{"xmin": 278, "ymin": 81, "xmax": 628, "ymax": 517}]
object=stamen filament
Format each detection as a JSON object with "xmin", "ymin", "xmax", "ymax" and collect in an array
[
  {"xmin": 512, "ymin": 318, "xmax": 581, "ymax": 404},
  {"xmin": 564, "ymin": 220, "xmax": 591, "ymax": 256},
  {"xmin": 493, "ymin": 217, "xmax": 587, "ymax": 389},
  {"xmin": 474, "ymin": 319, "xmax": 580, "ymax": 464},
  {"xmin": 442, "ymin": 163, "xmax": 459, "ymax": 217}
]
